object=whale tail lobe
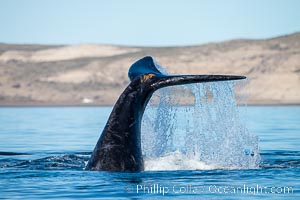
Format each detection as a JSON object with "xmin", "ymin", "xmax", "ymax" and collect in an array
[{"xmin": 128, "ymin": 56, "xmax": 246, "ymax": 90}]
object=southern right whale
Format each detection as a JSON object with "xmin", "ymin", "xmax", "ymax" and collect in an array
[{"xmin": 85, "ymin": 56, "xmax": 246, "ymax": 171}]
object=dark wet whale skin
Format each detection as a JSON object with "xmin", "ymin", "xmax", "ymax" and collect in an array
[
  {"xmin": 85, "ymin": 59, "xmax": 160, "ymax": 171},
  {"xmin": 85, "ymin": 56, "xmax": 246, "ymax": 171},
  {"xmin": 85, "ymin": 77, "xmax": 154, "ymax": 171}
]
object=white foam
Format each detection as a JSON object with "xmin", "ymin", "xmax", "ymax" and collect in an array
[{"xmin": 144, "ymin": 151, "xmax": 218, "ymax": 171}]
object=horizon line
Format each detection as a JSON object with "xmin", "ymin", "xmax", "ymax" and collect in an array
[{"xmin": 0, "ymin": 31, "xmax": 299, "ymax": 48}]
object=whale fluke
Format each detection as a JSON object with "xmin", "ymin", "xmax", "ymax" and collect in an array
[{"xmin": 85, "ymin": 56, "xmax": 246, "ymax": 171}]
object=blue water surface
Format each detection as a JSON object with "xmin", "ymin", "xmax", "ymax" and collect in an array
[{"xmin": 0, "ymin": 106, "xmax": 299, "ymax": 199}]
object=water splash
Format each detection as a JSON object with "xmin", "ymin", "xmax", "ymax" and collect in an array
[{"xmin": 142, "ymin": 80, "xmax": 260, "ymax": 170}]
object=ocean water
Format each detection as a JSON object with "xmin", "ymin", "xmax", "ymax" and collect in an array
[{"xmin": 0, "ymin": 106, "xmax": 299, "ymax": 199}]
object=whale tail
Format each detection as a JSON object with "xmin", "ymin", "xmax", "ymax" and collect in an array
[
  {"xmin": 86, "ymin": 56, "xmax": 246, "ymax": 172},
  {"xmin": 128, "ymin": 56, "xmax": 246, "ymax": 90}
]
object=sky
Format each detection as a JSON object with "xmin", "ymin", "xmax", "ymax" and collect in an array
[{"xmin": 0, "ymin": 0, "xmax": 299, "ymax": 46}]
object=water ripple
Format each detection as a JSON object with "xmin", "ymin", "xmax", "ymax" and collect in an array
[{"xmin": 1, "ymin": 150, "xmax": 299, "ymax": 171}]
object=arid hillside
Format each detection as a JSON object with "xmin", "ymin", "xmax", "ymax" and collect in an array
[{"xmin": 0, "ymin": 33, "xmax": 299, "ymax": 105}]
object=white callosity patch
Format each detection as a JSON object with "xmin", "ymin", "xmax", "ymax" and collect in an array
[{"xmin": 142, "ymin": 80, "xmax": 260, "ymax": 171}]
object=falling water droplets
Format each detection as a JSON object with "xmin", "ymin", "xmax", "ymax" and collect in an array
[{"xmin": 142, "ymin": 79, "xmax": 260, "ymax": 170}]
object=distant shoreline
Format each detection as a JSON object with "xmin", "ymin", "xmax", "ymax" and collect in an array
[{"xmin": 1, "ymin": 32, "xmax": 299, "ymax": 106}]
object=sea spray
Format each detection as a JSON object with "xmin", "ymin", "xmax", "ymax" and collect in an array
[{"xmin": 142, "ymin": 80, "xmax": 260, "ymax": 170}]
